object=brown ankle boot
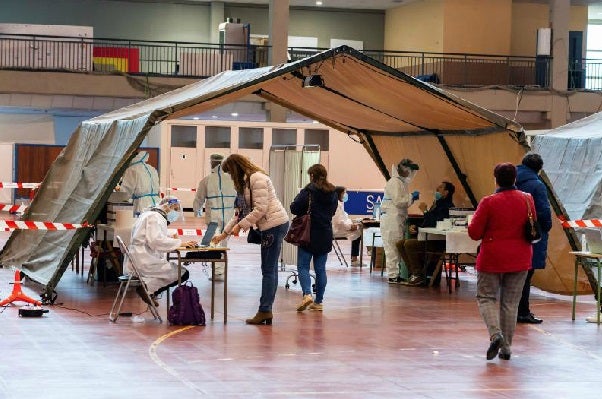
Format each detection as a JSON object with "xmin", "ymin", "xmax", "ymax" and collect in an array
[{"xmin": 245, "ymin": 311, "xmax": 273, "ymax": 325}]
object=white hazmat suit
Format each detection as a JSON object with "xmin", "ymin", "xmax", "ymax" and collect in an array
[
  {"xmin": 380, "ymin": 162, "xmax": 417, "ymax": 279},
  {"xmin": 127, "ymin": 209, "xmax": 186, "ymax": 295},
  {"xmin": 120, "ymin": 151, "xmax": 160, "ymax": 215},
  {"xmin": 193, "ymin": 163, "xmax": 236, "ymax": 237}
]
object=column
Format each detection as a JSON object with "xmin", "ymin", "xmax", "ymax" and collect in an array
[
  {"xmin": 550, "ymin": 0, "xmax": 569, "ymax": 128},
  {"xmin": 268, "ymin": 0, "xmax": 290, "ymax": 122},
  {"xmin": 210, "ymin": 2, "xmax": 225, "ymax": 43}
]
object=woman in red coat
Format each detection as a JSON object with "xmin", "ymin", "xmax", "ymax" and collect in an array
[{"xmin": 468, "ymin": 163, "xmax": 535, "ymax": 361}]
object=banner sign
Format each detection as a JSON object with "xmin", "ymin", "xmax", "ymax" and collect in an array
[{"xmin": 345, "ymin": 190, "xmax": 383, "ymax": 216}]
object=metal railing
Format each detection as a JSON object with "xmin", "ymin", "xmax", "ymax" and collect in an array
[{"xmin": 1, "ymin": 33, "xmax": 601, "ymax": 90}]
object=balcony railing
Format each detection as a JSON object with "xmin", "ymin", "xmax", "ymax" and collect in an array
[{"xmin": 1, "ymin": 33, "xmax": 601, "ymax": 90}]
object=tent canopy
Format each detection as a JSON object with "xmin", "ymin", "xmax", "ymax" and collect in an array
[{"xmin": 4, "ymin": 45, "xmax": 571, "ymax": 297}]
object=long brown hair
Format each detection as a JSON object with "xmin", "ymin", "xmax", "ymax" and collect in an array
[
  {"xmin": 221, "ymin": 154, "xmax": 266, "ymax": 193},
  {"xmin": 307, "ymin": 163, "xmax": 335, "ymax": 192}
]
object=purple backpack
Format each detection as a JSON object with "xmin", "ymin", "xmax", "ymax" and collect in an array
[{"xmin": 167, "ymin": 281, "xmax": 206, "ymax": 326}]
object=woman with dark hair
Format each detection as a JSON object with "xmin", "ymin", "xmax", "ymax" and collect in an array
[
  {"xmin": 468, "ymin": 162, "xmax": 535, "ymax": 361},
  {"xmin": 211, "ymin": 154, "xmax": 289, "ymax": 325},
  {"xmin": 291, "ymin": 164, "xmax": 338, "ymax": 312}
]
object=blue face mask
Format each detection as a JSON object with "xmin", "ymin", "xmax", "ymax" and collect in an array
[
  {"xmin": 166, "ymin": 210, "xmax": 180, "ymax": 223},
  {"xmin": 342, "ymin": 193, "xmax": 349, "ymax": 203},
  {"xmin": 434, "ymin": 192, "xmax": 443, "ymax": 201}
]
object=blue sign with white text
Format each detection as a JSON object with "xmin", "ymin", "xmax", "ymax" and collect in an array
[{"xmin": 345, "ymin": 190, "xmax": 384, "ymax": 216}]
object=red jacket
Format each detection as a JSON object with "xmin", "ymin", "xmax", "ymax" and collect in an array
[{"xmin": 468, "ymin": 189, "xmax": 534, "ymax": 273}]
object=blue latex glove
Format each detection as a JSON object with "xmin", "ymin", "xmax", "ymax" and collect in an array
[{"xmin": 411, "ymin": 190, "xmax": 420, "ymax": 201}]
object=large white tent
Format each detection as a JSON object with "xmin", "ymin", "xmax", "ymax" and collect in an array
[{"xmin": 0, "ymin": 46, "xmax": 582, "ymax": 297}]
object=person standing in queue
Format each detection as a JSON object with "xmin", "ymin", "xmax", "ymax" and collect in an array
[
  {"xmin": 468, "ymin": 163, "xmax": 534, "ymax": 361},
  {"xmin": 515, "ymin": 153, "xmax": 551, "ymax": 324},
  {"xmin": 380, "ymin": 158, "xmax": 419, "ymax": 284},
  {"xmin": 292, "ymin": 164, "xmax": 338, "ymax": 312},
  {"xmin": 210, "ymin": 154, "xmax": 289, "ymax": 325}
]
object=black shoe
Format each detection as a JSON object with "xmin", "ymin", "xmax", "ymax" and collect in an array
[
  {"xmin": 486, "ymin": 333, "xmax": 504, "ymax": 360},
  {"xmin": 388, "ymin": 276, "xmax": 403, "ymax": 284},
  {"xmin": 401, "ymin": 275, "xmax": 426, "ymax": 287},
  {"xmin": 136, "ymin": 285, "xmax": 159, "ymax": 307},
  {"xmin": 517, "ymin": 313, "xmax": 543, "ymax": 324},
  {"xmin": 498, "ymin": 352, "xmax": 511, "ymax": 360}
]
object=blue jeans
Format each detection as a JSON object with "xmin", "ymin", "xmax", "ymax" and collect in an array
[
  {"xmin": 258, "ymin": 221, "xmax": 289, "ymax": 313},
  {"xmin": 297, "ymin": 247, "xmax": 328, "ymax": 304}
]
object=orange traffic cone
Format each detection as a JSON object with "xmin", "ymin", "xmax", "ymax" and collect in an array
[{"xmin": 0, "ymin": 270, "xmax": 42, "ymax": 306}]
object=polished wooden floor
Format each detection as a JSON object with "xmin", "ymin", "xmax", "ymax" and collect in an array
[{"xmin": 1, "ymin": 233, "xmax": 602, "ymax": 399}]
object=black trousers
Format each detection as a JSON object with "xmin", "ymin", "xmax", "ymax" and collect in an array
[{"xmin": 518, "ymin": 268, "xmax": 535, "ymax": 317}]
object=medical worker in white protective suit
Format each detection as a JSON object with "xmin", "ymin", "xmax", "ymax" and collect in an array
[
  {"xmin": 117, "ymin": 151, "xmax": 160, "ymax": 215},
  {"xmin": 193, "ymin": 153, "xmax": 236, "ymax": 243},
  {"xmin": 127, "ymin": 196, "xmax": 195, "ymax": 306},
  {"xmin": 380, "ymin": 158, "xmax": 419, "ymax": 284}
]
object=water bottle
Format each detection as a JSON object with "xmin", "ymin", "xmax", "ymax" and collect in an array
[
  {"xmin": 581, "ymin": 233, "xmax": 589, "ymax": 253},
  {"xmin": 373, "ymin": 202, "xmax": 381, "ymax": 221}
]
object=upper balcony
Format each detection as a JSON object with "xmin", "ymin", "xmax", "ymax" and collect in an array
[{"xmin": 1, "ymin": 33, "xmax": 600, "ymax": 91}]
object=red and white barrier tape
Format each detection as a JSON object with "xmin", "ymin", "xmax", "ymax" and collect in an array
[
  {"xmin": 0, "ymin": 204, "xmax": 28, "ymax": 213},
  {"xmin": 163, "ymin": 187, "xmax": 197, "ymax": 192},
  {"xmin": 0, "ymin": 220, "xmax": 91, "ymax": 230},
  {"xmin": 0, "ymin": 182, "xmax": 40, "ymax": 189},
  {"xmin": 562, "ymin": 219, "xmax": 602, "ymax": 228},
  {"xmin": 168, "ymin": 228, "xmax": 203, "ymax": 236}
]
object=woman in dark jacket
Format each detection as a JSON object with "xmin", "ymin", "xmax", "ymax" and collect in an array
[
  {"xmin": 290, "ymin": 164, "xmax": 338, "ymax": 312},
  {"xmin": 515, "ymin": 153, "xmax": 552, "ymax": 324}
]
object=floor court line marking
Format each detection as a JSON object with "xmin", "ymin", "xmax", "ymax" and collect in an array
[{"xmin": 149, "ymin": 325, "xmax": 207, "ymax": 394}]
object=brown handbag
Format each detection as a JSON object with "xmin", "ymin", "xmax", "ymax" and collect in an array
[{"xmin": 284, "ymin": 193, "xmax": 311, "ymax": 247}]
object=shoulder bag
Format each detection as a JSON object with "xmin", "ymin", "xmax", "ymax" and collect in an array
[
  {"xmin": 524, "ymin": 193, "xmax": 542, "ymax": 244},
  {"xmin": 246, "ymin": 176, "xmax": 262, "ymax": 244},
  {"xmin": 284, "ymin": 192, "xmax": 312, "ymax": 247}
]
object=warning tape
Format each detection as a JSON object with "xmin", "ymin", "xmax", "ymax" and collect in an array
[
  {"xmin": 0, "ymin": 182, "xmax": 40, "ymax": 189},
  {"xmin": 0, "ymin": 220, "xmax": 91, "ymax": 230},
  {"xmin": 562, "ymin": 219, "xmax": 602, "ymax": 228},
  {"xmin": 163, "ymin": 187, "xmax": 197, "ymax": 192},
  {"xmin": 168, "ymin": 228, "xmax": 203, "ymax": 236},
  {"xmin": 0, "ymin": 204, "xmax": 28, "ymax": 213}
]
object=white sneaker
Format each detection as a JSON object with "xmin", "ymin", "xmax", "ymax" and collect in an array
[{"xmin": 586, "ymin": 313, "xmax": 602, "ymax": 323}]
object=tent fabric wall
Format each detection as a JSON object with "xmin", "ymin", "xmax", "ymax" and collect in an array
[{"xmin": 1, "ymin": 46, "xmax": 541, "ymax": 297}]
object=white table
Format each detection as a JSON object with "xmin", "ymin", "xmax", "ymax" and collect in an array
[{"xmin": 418, "ymin": 227, "xmax": 480, "ymax": 292}]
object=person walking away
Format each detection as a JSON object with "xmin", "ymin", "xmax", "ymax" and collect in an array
[
  {"xmin": 127, "ymin": 196, "xmax": 195, "ymax": 306},
  {"xmin": 332, "ymin": 186, "xmax": 362, "ymax": 266},
  {"xmin": 193, "ymin": 153, "xmax": 237, "ymax": 280},
  {"xmin": 117, "ymin": 151, "xmax": 160, "ymax": 216},
  {"xmin": 292, "ymin": 165, "xmax": 338, "ymax": 312},
  {"xmin": 210, "ymin": 154, "xmax": 289, "ymax": 325},
  {"xmin": 468, "ymin": 163, "xmax": 534, "ymax": 361},
  {"xmin": 380, "ymin": 158, "xmax": 419, "ymax": 284},
  {"xmin": 515, "ymin": 153, "xmax": 551, "ymax": 324}
]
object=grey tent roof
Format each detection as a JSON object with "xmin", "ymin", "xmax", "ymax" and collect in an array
[{"xmin": 0, "ymin": 46, "xmax": 531, "ymax": 296}]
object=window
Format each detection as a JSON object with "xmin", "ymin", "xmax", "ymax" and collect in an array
[
  {"xmin": 239, "ymin": 127, "xmax": 264, "ymax": 149},
  {"xmin": 205, "ymin": 126, "xmax": 231, "ymax": 148},
  {"xmin": 171, "ymin": 125, "xmax": 196, "ymax": 148},
  {"xmin": 272, "ymin": 128, "xmax": 297, "ymax": 146},
  {"xmin": 304, "ymin": 129, "xmax": 329, "ymax": 151}
]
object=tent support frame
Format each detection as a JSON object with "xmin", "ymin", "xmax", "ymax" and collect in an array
[{"xmin": 436, "ymin": 135, "xmax": 478, "ymax": 208}]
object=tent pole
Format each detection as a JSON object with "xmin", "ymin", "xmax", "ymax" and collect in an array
[{"xmin": 436, "ymin": 135, "xmax": 478, "ymax": 208}]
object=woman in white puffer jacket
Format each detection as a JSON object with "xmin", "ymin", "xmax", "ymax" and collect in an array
[{"xmin": 211, "ymin": 154, "xmax": 289, "ymax": 326}]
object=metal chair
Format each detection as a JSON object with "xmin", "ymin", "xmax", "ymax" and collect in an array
[
  {"xmin": 332, "ymin": 237, "xmax": 349, "ymax": 267},
  {"xmin": 109, "ymin": 235, "xmax": 162, "ymax": 323}
]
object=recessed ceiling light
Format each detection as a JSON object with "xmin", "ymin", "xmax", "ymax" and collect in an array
[
  {"xmin": 193, "ymin": 116, "xmax": 199, "ymax": 120},
  {"xmin": 231, "ymin": 112, "xmax": 238, "ymax": 117},
  {"xmin": 211, "ymin": 115, "xmax": 218, "ymax": 119},
  {"xmin": 316, "ymin": 1, "xmax": 323, "ymax": 6}
]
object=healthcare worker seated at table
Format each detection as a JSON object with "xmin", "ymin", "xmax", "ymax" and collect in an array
[
  {"xmin": 126, "ymin": 196, "xmax": 195, "ymax": 306},
  {"xmin": 332, "ymin": 186, "xmax": 362, "ymax": 265}
]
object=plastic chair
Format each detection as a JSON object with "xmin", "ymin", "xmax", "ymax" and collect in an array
[
  {"xmin": 109, "ymin": 235, "xmax": 162, "ymax": 323},
  {"xmin": 332, "ymin": 237, "xmax": 349, "ymax": 267}
]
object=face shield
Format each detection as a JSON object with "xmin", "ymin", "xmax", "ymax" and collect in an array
[
  {"xmin": 163, "ymin": 197, "xmax": 184, "ymax": 223},
  {"xmin": 396, "ymin": 159, "xmax": 419, "ymax": 182}
]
